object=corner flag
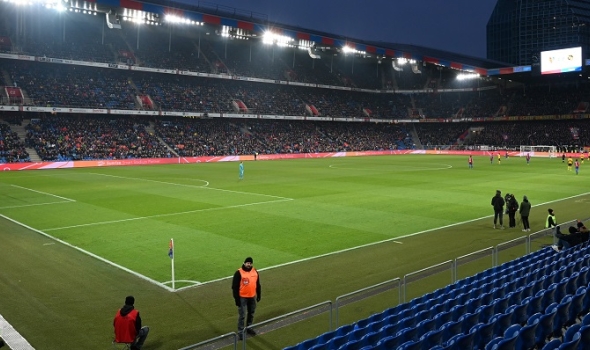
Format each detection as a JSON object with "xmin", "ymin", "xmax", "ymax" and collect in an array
[{"xmin": 168, "ymin": 238, "xmax": 175, "ymax": 290}]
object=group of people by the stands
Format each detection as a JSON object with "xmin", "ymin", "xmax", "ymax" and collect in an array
[{"xmin": 490, "ymin": 190, "xmax": 531, "ymax": 231}]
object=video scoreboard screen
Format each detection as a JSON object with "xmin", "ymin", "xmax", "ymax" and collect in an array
[{"xmin": 540, "ymin": 47, "xmax": 582, "ymax": 75}]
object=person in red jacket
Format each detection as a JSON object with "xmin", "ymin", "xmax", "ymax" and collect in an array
[
  {"xmin": 113, "ymin": 296, "xmax": 149, "ymax": 350},
  {"xmin": 232, "ymin": 257, "xmax": 261, "ymax": 340}
]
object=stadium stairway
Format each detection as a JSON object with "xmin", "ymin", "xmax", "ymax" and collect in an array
[
  {"xmin": 11, "ymin": 121, "xmax": 41, "ymax": 162},
  {"xmin": 147, "ymin": 121, "xmax": 178, "ymax": 157},
  {"xmin": 408, "ymin": 124, "xmax": 422, "ymax": 149}
]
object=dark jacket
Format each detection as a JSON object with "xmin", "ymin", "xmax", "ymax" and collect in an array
[
  {"xmin": 508, "ymin": 197, "xmax": 519, "ymax": 213},
  {"xmin": 491, "ymin": 194, "xmax": 505, "ymax": 211},
  {"xmin": 556, "ymin": 226, "xmax": 586, "ymax": 247},
  {"xmin": 519, "ymin": 199, "xmax": 531, "ymax": 217}
]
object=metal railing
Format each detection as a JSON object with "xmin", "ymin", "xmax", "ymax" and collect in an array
[
  {"xmin": 334, "ymin": 277, "xmax": 401, "ymax": 328},
  {"xmin": 180, "ymin": 217, "xmax": 588, "ymax": 350}
]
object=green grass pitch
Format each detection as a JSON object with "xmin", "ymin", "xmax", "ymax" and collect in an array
[{"xmin": 0, "ymin": 154, "xmax": 588, "ymax": 349}]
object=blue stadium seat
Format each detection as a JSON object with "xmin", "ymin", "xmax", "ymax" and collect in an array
[
  {"xmin": 459, "ymin": 312, "xmax": 480, "ymax": 334},
  {"xmin": 445, "ymin": 331, "xmax": 475, "ymax": 350},
  {"xmin": 416, "ymin": 318, "xmax": 436, "ymax": 336},
  {"xmin": 577, "ymin": 266, "xmax": 589, "ymax": 287},
  {"xmin": 565, "ymin": 272, "xmax": 580, "ymax": 296},
  {"xmin": 470, "ymin": 321, "xmax": 495, "ymax": 350},
  {"xmin": 578, "ymin": 325, "xmax": 590, "ymax": 349},
  {"xmin": 450, "ymin": 304, "xmax": 467, "ymax": 321},
  {"xmin": 493, "ymin": 296, "xmax": 511, "ymax": 315},
  {"xmin": 567, "ymin": 289, "xmax": 585, "ymax": 326},
  {"xmin": 553, "ymin": 280, "xmax": 569, "ymax": 303},
  {"xmin": 397, "ymin": 339, "xmax": 423, "ymax": 350},
  {"xmin": 486, "ymin": 333, "xmax": 518, "ymax": 350},
  {"xmin": 557, "ymin": 332, "xmax": 580, "ymax": 350},
  {"xmin": 525, "ymin": 294, "xmax": 544, "ymax": 316},
  {"xmin": 515, "ymin": 321, "xmax": 538, "ymax": 350},
  {"xmin": 395, "ymin": 327, "xmax": 418, "ymax": 345},
  {"xmin": 507, "ymin": 302, "xmax": 528, "ymax": 326},
  {"xmin": 433, "ymin": 310, "xmax": 453, "ymax": 329},
  {"xmin": 358, "ymin": 332, "xmax": 380, "ymax": 348},
  {"xmin": 477, "ymin": 304, "xmax": 495, "ymax": 324},
  {"xmin": 563, "ymin": 324, "xmax": 581, "ymax": 343},
  {"xmin": 419, "ymin": 328, "xmax": 443, "ymax": 349},
  {"xmin": 466, "ymin": 297, "xmax": 484, "ymax": 314},
  {"xmin": 549, "ymin": 296, "xmax": 572, "ymax": 338},
  {"xmin": 439, "ymin": 320, "xmax": 463, "ymax": 344},
  {"xmin": 292, "ymin": 338, "xmax": 318, "ymax": 350},
  {"xmin": 335, "ymin": 324, "xmax": 355, "ymax": 338},
  {"xmin": 582, "ymin": 284, "xmax": 590, "ymax": 316},
  {"xmin": 376, "ymin": 333, "xmax": 404, "ymax": 350},
  {"xmin": 541, "ymin": 339, "xmax": 562, "ymax": 350},
  {"xmin": 541, "ymin": 286, "xmax": 557, "ymax": 310},
  {"xmin": 490, "ymin": 311, "xmax": 514, "ymax": 337},
  {"xmin": 527, "ymin": 312, "xmax": 550, "ymax": 349},
  {"xmin": 328, "ymin": 335, "xmax": 348, "ymax": 350}
]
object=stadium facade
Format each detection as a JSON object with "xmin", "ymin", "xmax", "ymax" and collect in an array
[{"xmin": 487, "ymin": 0, "xmax": 590, "ymax": 66}]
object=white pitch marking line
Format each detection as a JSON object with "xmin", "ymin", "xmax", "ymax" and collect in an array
[
  {"xmin": 88, "ymin": 172, "xmax": 293, "ymax": 200},
  {"xmin": 182, "ymin": 191, "xmax": 590, "ymax": 289},
  {"xmin": 0, "ymin": 201, "xmax": 73, "ymax": 210},
  {"xmin": 0, "ymin": 213, "xmax": 174, "ymax": 292},
  {"xmin": 11, "ymin": 185, "xmax": 76, "ymax": 202},
  {"xmin": 43, "ymin": 198, "xmax": 294, "ymax": 232},
  {"xmin": 0, "ymin": 313, "xmax": 34, "ymax": 350}
]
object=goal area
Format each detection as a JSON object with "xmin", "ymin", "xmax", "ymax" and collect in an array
[{"xmin": 519, "ymin": 145, "xmax": 557, "ymax": 157}]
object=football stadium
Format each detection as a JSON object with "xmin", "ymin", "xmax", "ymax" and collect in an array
[{"xmin": 1, "ymin": 0, "xmax": 590, "ymax": 349}]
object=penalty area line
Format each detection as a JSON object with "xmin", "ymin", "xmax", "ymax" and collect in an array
[
  {"xmin": 43, "ymin": 198, "xmax": 294, "ymax": 232},
  {"xmin": 11, "ymin": 184, "xmax": 76, "ymax": 202},
  {"xmin": 0, "ymin": 213, "xmax": 174, "ymax": 292}
]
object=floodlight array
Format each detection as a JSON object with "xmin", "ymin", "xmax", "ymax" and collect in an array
[
  {"xmin": 456, "ymin": 73, "xmax": 480, "ymax": 80},
  {"xmin": 164, "ymin": 14, "xmax": 203, "ymax": 25},
  {"xmin": 262, "ymin": 32, "xmax": 294, "ymax": 47}
]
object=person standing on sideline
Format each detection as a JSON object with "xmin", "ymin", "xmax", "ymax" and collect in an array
[
  {"xmin": 468, "ymin": 155, "xmax": 473, "ymax": 169},
  {"xmin": 491, "ymin": 190, "xmax": 505, "ymax": 229},
  {"xmin": 526, "ymin": 153, "xmax": 530, "ymax": 165},
  {"xmin": 575, "ymin": 159, "xmax": 580, "ymax": 175},
  {"xmin": 239, "ymin": 161, "xmax": 244, "ymax": 180},
  {"xmin": 232, "ymin": 257, "xmax": 261, "ymax": 340},
  {"xmin": 113, "ymin": 296, "xmax": 149, "ymax": 350},
  {"xmin": 546, "ymin": 209, "xmax": 557, "ymax": 229},
  {"xmin": 519, "ymin": 195, "xmax": 531, "ymax": 232},
  {"xmin": 507, "ymin": 194, "xmax": 519, "ymax": 228}
]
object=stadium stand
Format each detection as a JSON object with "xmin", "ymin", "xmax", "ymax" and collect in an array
[{"xmin": 283, "ymin": 242, "xmax": 590, "ymax": 350}]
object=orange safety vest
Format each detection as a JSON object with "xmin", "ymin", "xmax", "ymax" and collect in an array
[
  {"xmin": 114, "ymin": 309, "xmax": 138, "ymax": 343},
  {"xmin": 238, "ymin": 268, "xmax": 258, "ymax": 298}
]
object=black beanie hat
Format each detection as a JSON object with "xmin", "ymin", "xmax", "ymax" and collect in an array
[
  {"xmin": 125, "ymin": 296, "xmax": 135, "ymax": 306},
  {"xmin": 244, "ymin": 257, "xmax": 253, "ymax": 264}
]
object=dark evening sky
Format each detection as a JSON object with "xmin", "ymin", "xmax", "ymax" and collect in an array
[{"xmin": 181, "ymin": 0, "xmax": 499, "ymax": 58}]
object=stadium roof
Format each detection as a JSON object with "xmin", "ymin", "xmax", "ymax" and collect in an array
[{"xmin": 64, "ymin": 0, "xmax": 520, "ymax": 74}]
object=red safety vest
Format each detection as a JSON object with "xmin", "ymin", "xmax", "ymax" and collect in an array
[{"xmin": 114, "ymin": 309, "xmax": 138, "ymax": 343}]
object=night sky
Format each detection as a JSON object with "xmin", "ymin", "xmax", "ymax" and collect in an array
[{"xmin": 180, "ymin": 0, "xmax": 499, "ymax": 59}]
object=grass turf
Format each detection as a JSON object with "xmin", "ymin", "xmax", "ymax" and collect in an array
[{"xmin": 0, "ymin": 154, "xmax": 588, "ymax": 349}]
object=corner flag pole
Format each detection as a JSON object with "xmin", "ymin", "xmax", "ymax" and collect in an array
[{"xmin": 168, "ymin": 238, "xmax": 175, "ymax": 290}]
